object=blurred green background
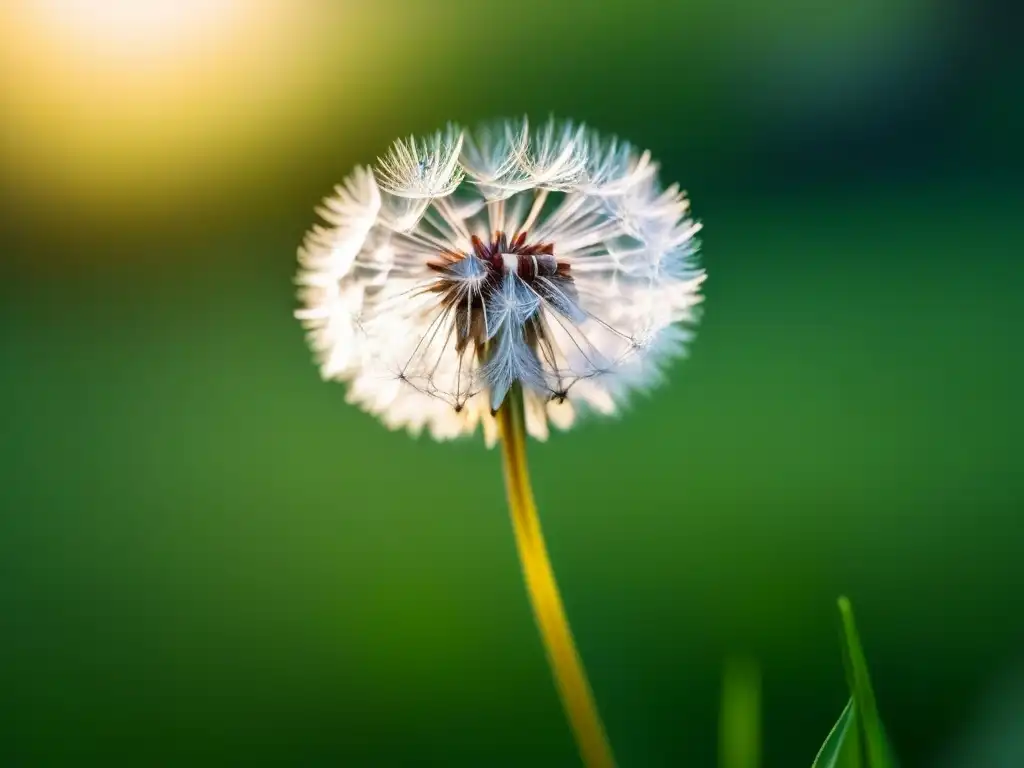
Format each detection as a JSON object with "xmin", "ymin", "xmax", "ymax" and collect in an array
[{"xmin": 1, "ymin": 1, "xmax": 1022, "ymax": 765}]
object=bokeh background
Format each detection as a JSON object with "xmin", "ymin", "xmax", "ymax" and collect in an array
[{"xmin": 2, "ymin": 1, "xmax": 1022, "ymax": 765}]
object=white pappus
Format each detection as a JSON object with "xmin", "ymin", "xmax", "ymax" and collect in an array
[{"xmin": 295, "ymin": 116, "xmax": 706, "ymax": 446}]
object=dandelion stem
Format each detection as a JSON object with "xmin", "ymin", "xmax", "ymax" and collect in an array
[{"xmin": 497, "ymin": 384, "xmax": 617, "ymax": 768}]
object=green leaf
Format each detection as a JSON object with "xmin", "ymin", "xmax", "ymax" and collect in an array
[
  {"xmin": 811, "ymin": 598, "xmax": 898, "ymax": 768},
  {"xmin": 811, "ymin": 699, "xmax": 862, "ymax": 767}
]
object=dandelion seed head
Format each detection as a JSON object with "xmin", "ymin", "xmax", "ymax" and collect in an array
[{"xmin": 296, "ymin": 116, "xmax": 706, "ymax": 444}]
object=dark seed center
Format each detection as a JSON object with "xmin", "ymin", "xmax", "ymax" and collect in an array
[{"xmin": 427, "ymin": 230, "xmax": 577, "ymax": 359}]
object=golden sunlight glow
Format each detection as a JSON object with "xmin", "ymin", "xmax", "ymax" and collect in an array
[
  {"xmin": 29, "ymin": 0, "xmax": 240, "ymax": 59},
  {"xmin": 0, "ymin": 2, "xmax": 399, "ymax": 225}
]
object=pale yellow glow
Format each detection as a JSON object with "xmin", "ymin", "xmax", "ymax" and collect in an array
[
  {"xmin": 0, "ymin": 2, "xmax": 396, "ymax": 226},
  {"xmin": 29, "ymin": 0, "xmax": 240, "ymax": 59}
]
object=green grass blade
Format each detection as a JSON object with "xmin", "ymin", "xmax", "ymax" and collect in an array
[
  {"xmin": 811, "ymin": 598, "xmax": 898, "ymax": 767},
  {"xmin": 837, "ymin": 596, "xmax": 897, "ymax": 767},
  {"xmin": 719, "ymin": 657, "xmax": 761, "ymax": 768},
  {"xmin": 811, "ymin": 698, "xmax": 862, "ymax": 768}
]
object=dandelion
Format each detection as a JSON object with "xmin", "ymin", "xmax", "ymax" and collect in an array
[{"xmin": 296, "ymin": 116, "xmax": 705, "ymax": 767}]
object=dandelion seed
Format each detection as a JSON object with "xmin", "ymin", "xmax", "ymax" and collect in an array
[
  {"xmin": 295, "ymin": 116, "xmax": 707, "ymax": 768},
  {"xmin": 296, "ymin": 116, "xmax": 705, "ymax": 446}
]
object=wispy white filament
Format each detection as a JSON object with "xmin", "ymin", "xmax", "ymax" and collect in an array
[{"xmin": 296, "ymin": 116, "xmax": 706, "ymax": 445}]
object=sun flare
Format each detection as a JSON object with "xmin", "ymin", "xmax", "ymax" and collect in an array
[
  {"xmin": 0, "ymin": 2, "xmax": 376, "ymax": 228},
  {"xmin": 28, "ymin": 0, "xmax": 241, "ymax": 59}
]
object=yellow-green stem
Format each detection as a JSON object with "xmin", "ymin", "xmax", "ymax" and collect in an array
[{"xmin": 497, "ymin": 385, "xmax": 617, "ymax": 768}]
